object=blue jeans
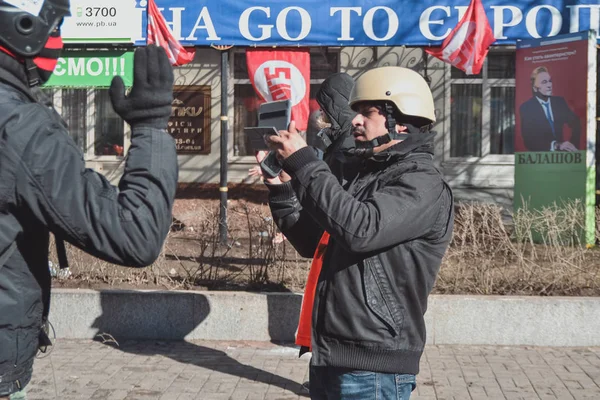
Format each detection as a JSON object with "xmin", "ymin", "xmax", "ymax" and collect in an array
[
  {"xmin": 309, "ymin": 365, "xmax": 416, "ymax": 400},
  {"xmin": 9, "ymin": 388, "xmax": 27, "ymax": 400}
]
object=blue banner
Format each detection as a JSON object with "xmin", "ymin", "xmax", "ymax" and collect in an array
[
  {"xmin": 133, "ymin": 0, "xmax": 600, "ymax": 46},
  {"xmin": 516, "ymin": 30, "xmax": 590, "ymax": 48}
]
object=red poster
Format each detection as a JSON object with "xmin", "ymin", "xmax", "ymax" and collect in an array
[
  {"xmin": 246, "ymin": 48, "xmax": 310, "ymax": 131},
  {"xmin": 515, "ymin": 39, "xmax": 588, "ymax": 152}
]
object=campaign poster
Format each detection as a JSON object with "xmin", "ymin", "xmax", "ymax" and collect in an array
[{"xmin": 514, "ymin": 31, "xmax": 597, "ymax": 245}]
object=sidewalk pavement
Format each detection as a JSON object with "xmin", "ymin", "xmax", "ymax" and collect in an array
[{"xmin": 26, "ymin": 340, "xmax": 600, "ymax": 400}]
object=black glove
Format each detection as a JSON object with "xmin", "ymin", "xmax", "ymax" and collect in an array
[{"xmin": 109, "ymin": 44, "xmax": 174, "ymax": 129}]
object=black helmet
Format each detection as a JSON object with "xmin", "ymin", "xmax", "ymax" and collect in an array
[{"xmin": 0, "ymin": 0, "xmax": 70, "ymax": 58}]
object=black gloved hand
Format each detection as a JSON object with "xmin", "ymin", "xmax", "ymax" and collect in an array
[{"xmin": 109, "ymin": 45, "xmax": 174, "ymax": 129}]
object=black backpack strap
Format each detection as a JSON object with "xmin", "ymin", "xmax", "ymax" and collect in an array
[
  {"xmin": 55, "ymin": 237, "xmax": 68, "ymax": 270},
  {"xmin": 37, "ymin": 236, "xmax": 68, "ymax": 352}
]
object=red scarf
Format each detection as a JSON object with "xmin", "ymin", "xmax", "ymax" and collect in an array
[
  {"xmin": 33, "ymin": 33, "xmax": 63, "ymax": 77},
  {"xmin": 296, "ymin": 232, "xmax": 330, "ymax": 349}
]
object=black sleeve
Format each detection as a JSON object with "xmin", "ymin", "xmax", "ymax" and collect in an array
[
  {"xmin": 16, "ymin": 118, "xmax": 178, "ymax": 267},
  {"xmin": 282, "ymin": 147, "xmax": 448, "ymax": 254},
  {"xmin": 266, "ymin": 182, "xmax": 324, "ymax": 258}
]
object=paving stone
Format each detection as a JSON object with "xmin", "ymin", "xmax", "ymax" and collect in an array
[{"xmin": 22, "ymin": 340, "xmax": 600, "ymax": 399}]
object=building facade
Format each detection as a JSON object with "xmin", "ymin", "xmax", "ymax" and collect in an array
[{"xmin": 49, "ymin": 0, "xmax": 600, "ymax": 207}]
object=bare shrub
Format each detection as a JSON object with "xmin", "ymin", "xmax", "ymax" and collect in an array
[
  {"xmin": 49, "ymin": 199, "xmax": 600, "ymax": 296},
  {"xmin": 162, "ymin": 205, "xmax": 239, "ymax": 288},
  {"xmin": 49, "ymin": 233, "xmax": 174, "ymax": 288},
  {"xmin": 438, "ymin": 200, "xmax": 600, "ymax": 296},
  {"xmin": 230, "ymin": 202, "xmax": 302, "ymax": 288}
]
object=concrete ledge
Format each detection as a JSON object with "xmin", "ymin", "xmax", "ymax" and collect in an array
[
  {"xmin": 48, "ymin": 289, "xmax": 600, "ymax": 346},
  {"xmin": 49, "ymin": 289, "xmax": 301, "ymax": 342},
  {"xmin": 427, "ymin": 295, "xmax": 600, "ymax": 347}
]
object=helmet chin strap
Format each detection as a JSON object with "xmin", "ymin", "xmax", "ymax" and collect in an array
[
  {"xmin": 25, "ymin": 58, "xmax": 42, "ymax": 87},
  {"xmin": 384, "ymin": 103, "xmax": 410, "ymax": 141}
]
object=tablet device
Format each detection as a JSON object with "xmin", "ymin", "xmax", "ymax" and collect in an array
[
  {"xmin": 244, "ymin": 99, "xmax": 291, "ymax": 151},
  {"xmin": 243, "ymin": 126, "xmax": 279, "ymax": 151},
  {"xmin": 258, "ymin": 99, "xmax": 292, "ymax": 131}
]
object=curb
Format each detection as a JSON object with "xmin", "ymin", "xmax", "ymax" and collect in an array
[{"xmin": 48, "ymin": 289, "xmax": 600, "ymax": 346}]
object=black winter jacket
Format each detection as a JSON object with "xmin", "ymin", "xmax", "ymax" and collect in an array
[
  {"xmin": 267, "ymin": 132, "xmax": 453, "ymax": 375},
  {"xmin": 0, "ymin": 54, "xmax": 178, "ymax": 396}
]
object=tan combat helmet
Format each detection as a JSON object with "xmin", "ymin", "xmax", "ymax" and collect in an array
[{"xmin": 349, "ymin": 66, "xmax": 436, "ymax": 125}]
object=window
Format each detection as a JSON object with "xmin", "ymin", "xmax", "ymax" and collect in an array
[
  {"xmin": 94, "ymin": 90, "xmax": 125, "ymax": 156},
  {"xmin": 449, "ymin": 51, "xmax": 516, "ymax": 158},
  {"xmin": 45, "ymin": 89, "xmax": 127, "ymax": 158},
  {"xmin": 232, "ymin": 48, "xmax": 339, "ymax": 157},
  {"xmin": 62, "ymin": 89, "xmax": 89, "ymax": 150}
]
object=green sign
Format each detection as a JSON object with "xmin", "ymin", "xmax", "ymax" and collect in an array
[
  {"xmin": 515, "ymin": 152, "xmax": 587, "ymax": 208},
  {"xmin": 44, "ymin": 51, "xmax": 134, "ymax": 88}
]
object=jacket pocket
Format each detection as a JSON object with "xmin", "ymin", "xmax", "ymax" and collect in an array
[
  {"xmin": 0, "ymin": 329, "xmax": 17, "ymax": 373},
  {"xmin": 363, "ymin": 257, "xmax": 404, "ymax": 336},
  {"xmin": 15, "ymin": 328, "xmax": 38, "ymax": 367}
]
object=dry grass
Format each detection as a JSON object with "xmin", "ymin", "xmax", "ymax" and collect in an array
[
  {"xmin": 438, "ymin": 200, "xmax": 600, "ymax": 296},
  {"xmin": 50, "ymin": 200, "xmax": 600, "ymax": 296}
]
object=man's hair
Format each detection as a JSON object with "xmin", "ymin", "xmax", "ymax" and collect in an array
[{"xmin": 530, "ymin": 66, "xmax": 549, "ymax": 90}]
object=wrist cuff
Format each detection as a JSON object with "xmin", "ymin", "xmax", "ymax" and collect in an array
[
  {"xmin": 283, "ymin": 147, "xmax": 320, "ymax": 174},
  {"xmin": 265, "ymin": 181, "xmax": 296, "ymax": 201}
]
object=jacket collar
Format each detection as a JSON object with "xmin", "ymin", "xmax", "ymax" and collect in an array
[
  {"xmin": 370, "ymin": 131, "xmax": 436, "ymax": 164},
  {"xmin": 0, "ymin": 52, "xmax": 37, "ymax": 102}
]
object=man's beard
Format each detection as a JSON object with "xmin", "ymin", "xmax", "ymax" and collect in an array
[{"xmin": 352, "ymin": 126, "xmax": 366, "ymax": 139}]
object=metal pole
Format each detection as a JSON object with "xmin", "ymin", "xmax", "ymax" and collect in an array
[
  {"xmin": 219, "ymin": 49, "xmax": 230, "ymax": 245},
  {"xmin": 422, "ymin": 51, "xmax": 431, "ymax": 86}
]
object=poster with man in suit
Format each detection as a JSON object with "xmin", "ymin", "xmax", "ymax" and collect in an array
[
  {"xmin": 514, "ymin": 31, "xmax": 597, "ymax": 246},
  {"xmin": 519, "ymin": 66, "xmax": 581, "ymax": 152}
]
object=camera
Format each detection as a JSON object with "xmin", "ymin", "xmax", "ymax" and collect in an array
[{"xmin": 243, "ymin": 99, "xmax": 292, "ymax": 179}]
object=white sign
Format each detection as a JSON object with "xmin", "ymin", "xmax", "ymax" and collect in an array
[
  {"xmin": 5, "ymin": 0, "xmax": 43, "ymax": 17},
  {"xmin": 252, "ymin": 60, "xmax": 306, "ymax": 106},
  {"xmin": 61, "ymin": 0, "xmax": 139, "ymax": 43},
  {"xmin": 53, "ymin": 57, "xmax": 127, "ymax": 78}
]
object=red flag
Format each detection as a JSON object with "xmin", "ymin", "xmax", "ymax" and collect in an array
[
  {"xmin": 246, "ymin": 49, "xmax": 310, "ymax": 131},
  {"xmin": 426, "ymin": 0, "xmax": 495, "ymax": 75},
  {"xmin": 147, "ymin": 0, "xmax": 195, "ymax": 66}
]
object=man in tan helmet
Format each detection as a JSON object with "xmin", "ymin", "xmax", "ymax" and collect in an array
[{"xmin": 264, "ymin": 66, "xmax": 454, "ymax": 399}]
